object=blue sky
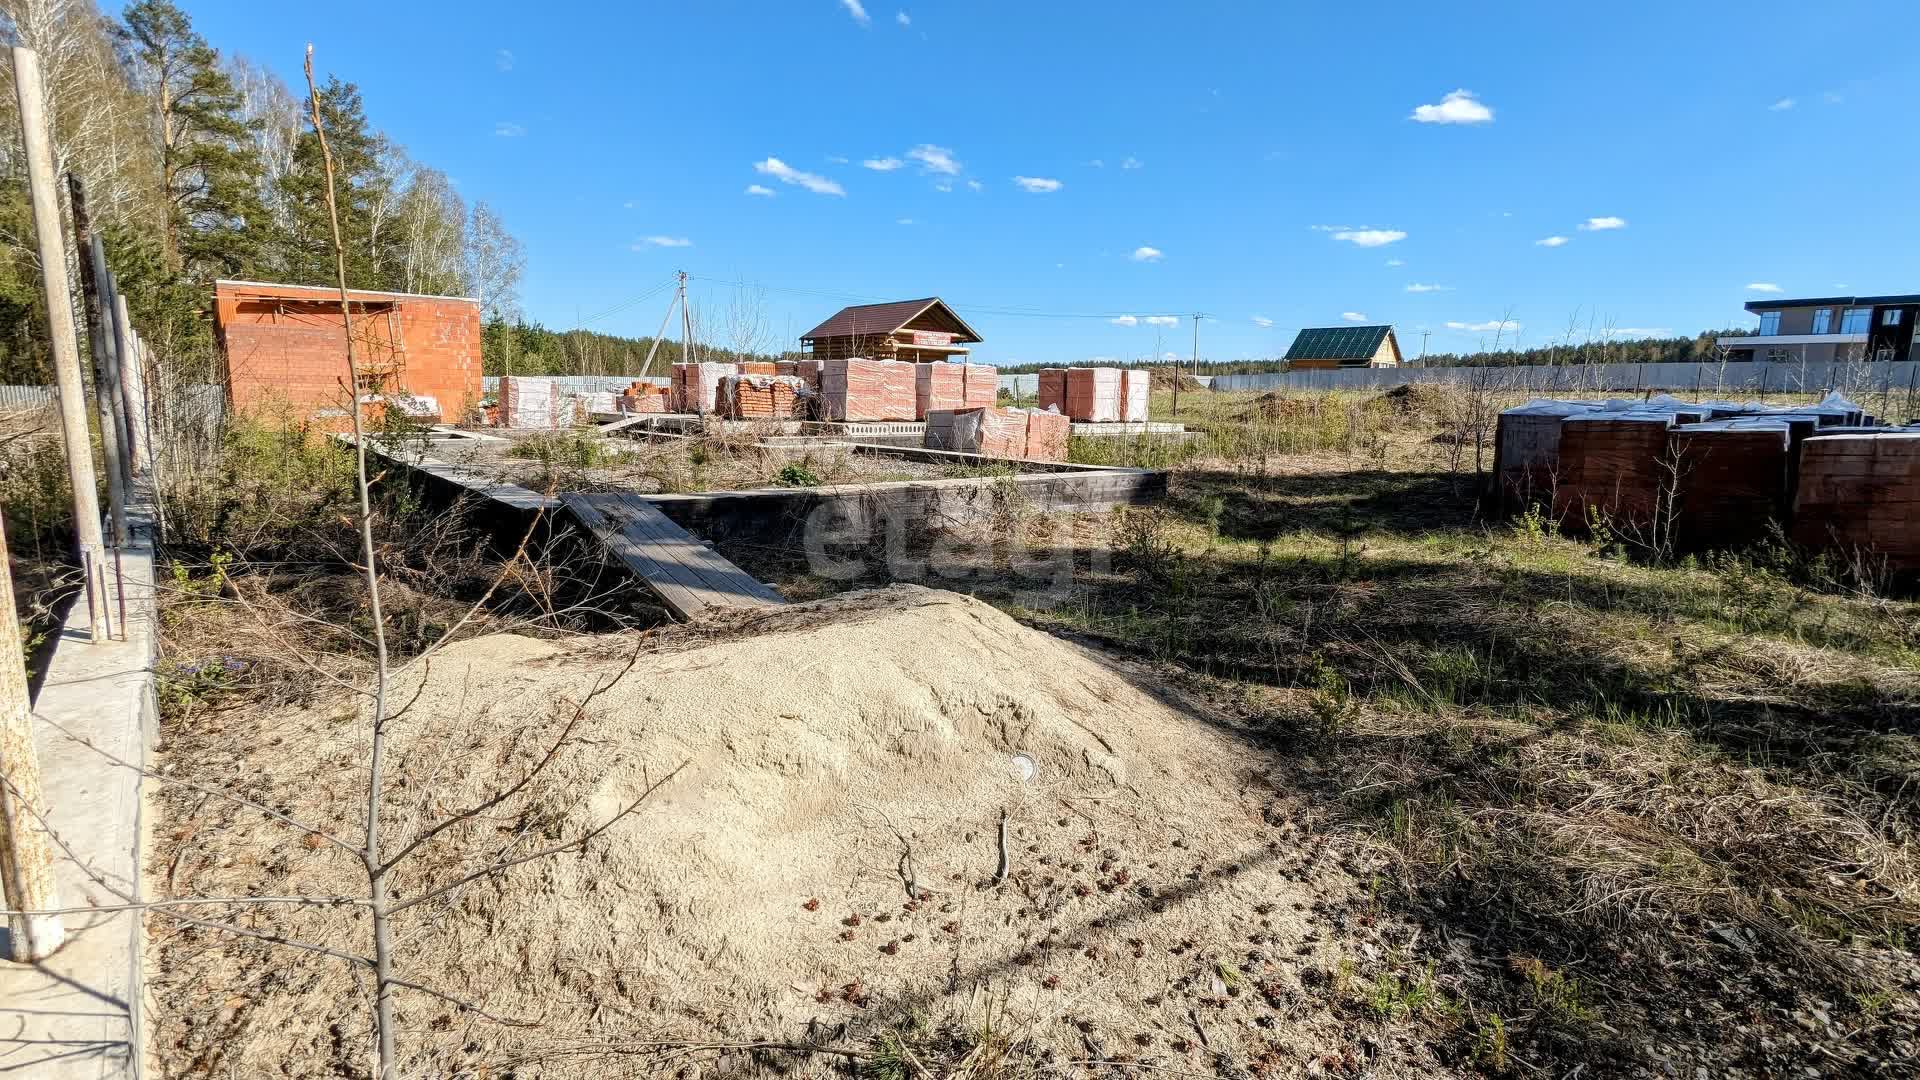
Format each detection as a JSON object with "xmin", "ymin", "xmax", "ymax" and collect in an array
[{"xmin": 191, "ymin": 0, "xmax": 1920, "ymax": 365}]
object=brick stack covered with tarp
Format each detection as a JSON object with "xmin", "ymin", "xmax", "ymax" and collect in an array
[
  {"xmin": 1036, "ymin": 366, "xmax": 1149, "ymax": 422},
  {"xmin": 926, "ymin": 406, "xmax": 1072, "ymax": 461},
  {"xmin": 821, "ymin": 359, "xmax": 917, "ymax": 421}
]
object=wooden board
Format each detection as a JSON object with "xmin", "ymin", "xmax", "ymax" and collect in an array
[{"xmin": 561, "ymin": 491, "xmax": 784, "ymax": 621}]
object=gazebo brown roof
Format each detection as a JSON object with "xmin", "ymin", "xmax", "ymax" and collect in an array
[{"xmin": 799, "ymin": 298, "xmax": 983, "ymax": 344}]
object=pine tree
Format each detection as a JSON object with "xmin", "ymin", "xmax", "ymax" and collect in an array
[
  {"xmin": 276, "ymin": 75, "xmax": 396, "ymax": 288},
  {"xmin": 116, "ymin": 0, "xmax": 267, "ymax": 278}
]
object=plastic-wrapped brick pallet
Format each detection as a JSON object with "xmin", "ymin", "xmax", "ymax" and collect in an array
[
  {"xmin": 1024, "ymin": 408, "xmax": 1070, "ymax": 460},
  {"xmin": 1065, "ymin": 367, "xmax": 1123, "ymax": 422},
  {"xmin": 926, "ymin": 407, "xmax": 1029, "ymax": 457},
  {"xmin": 500, "ymin": 376, "xmax": 558, "ymax": 428},
  {"xmin": 1037, "ymin": 368, "xmax": 1069, "ymax": 413},
  {"xmin": 962, "ymin": 363, "xmax": 999, "ymax": 409},
  {"xmin": 1120, "ymin": 369, "xmax": 1150, "ymax": 422},
  {"xmin": 915, "ymin": 362, "xmax": 966, "ymax": 419},
  {"xmin": 822, "ymin": 359, "xmax": 916, "ymax": 421},
  {"xmin": 672, "ymin": 362, "xmax": 740, "ymax": 415}
]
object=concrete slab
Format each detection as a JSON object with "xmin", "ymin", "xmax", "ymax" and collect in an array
[{"xmin": 0, "ymin": 499, "xmax": 156, "ymax": 1079}]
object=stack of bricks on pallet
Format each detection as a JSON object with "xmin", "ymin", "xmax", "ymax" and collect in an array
[
  {"xmin": 1495, "ymin": 393, "xmax": 1920, "ymax": 567},
  {"xmin": 961, "ymin": 363, "xmax": 998, "ymax": 410},
  {"xmin": 716, "ymin": 375, "xmax": 808, "ymax": 419},
  {"xmin": 1794, "ymin": 433, "xmax": 1920, "ymax": 567},
  {"xmin": 671, "ymin": 362, "xmax": 740, "ymax": 414},
  {"xmin": 925, "ymin": 406, "xmax": 1073, "ymax": 460},
  {"xmin": 500, "ymin": 376, "xmax": 559, "ymax": 428},
  {"xmin": 1038, "ymin": 366, "xmax": 1149, "ymax": 422},
  {"xmin": 1550, "ymin": 412, "xmax": 1675, "ymax": 530},
  {"xmin": 618, "ymin": 381, "xmax": 671, "ymax": 414},
  {"xmin": 1066, "ymin": 367, "xmax": 1123, "ymax": 422},
  {"xmin": 1120, "ymin": 369, "xmax": 1150, "ymax": 423},
  {"xmin": 821, "ymin": 358, "xmax": 917, "ymax": 421},
  {"xmin": 1024, "ymin": 409, "xmax": 1070, "ymax": 460},
  {"xmin": 915, "ymin": 362, "xmax": 966, "ymax": 419}
]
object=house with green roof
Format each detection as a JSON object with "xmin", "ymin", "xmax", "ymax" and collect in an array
[{"xmin": 1282, "ymin": 325, "xmax": 1404, "ymax": 369}]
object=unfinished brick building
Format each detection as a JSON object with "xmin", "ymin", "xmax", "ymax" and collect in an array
[{"xmin": 212, "ymin": 280, "xmax": 483, "ymax": 421}]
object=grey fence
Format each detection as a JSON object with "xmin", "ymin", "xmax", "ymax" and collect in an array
[
  {"xmin": 0, "ymin": 384, "xmax": 55, "ymax": 408},
  {"xmin": 1207, "ymin": 360, "xmax": 1920, "ymax": 398}
]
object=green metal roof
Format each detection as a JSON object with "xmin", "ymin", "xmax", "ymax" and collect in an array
[{"xmin": 1284, "ymin": 325, "xmax": 1394, "ymax": 362}]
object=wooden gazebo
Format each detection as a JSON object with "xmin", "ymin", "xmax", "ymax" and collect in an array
[{"xmin": 799, "ymin": 297, "xmax": 983, "ymax": 362}]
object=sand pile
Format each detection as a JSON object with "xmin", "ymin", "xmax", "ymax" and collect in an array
[{"xmin": 151, "ymin": 586, "xmax": 1389, "ymax": 1077}]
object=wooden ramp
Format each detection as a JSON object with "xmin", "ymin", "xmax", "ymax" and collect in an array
[{"xmin": 561, "ymin": 491, "xmax": 785, "ymax": 621}]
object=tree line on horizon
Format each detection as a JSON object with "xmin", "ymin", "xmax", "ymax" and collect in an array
[
  {"xmin": 993, "ymin": 328, "xmax": 1757, "ymax": 375},
  {"xmin": 0, "ymin": 0, "xmax": 525, "ymax": 384}
]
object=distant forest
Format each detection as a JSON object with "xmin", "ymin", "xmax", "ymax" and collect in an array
[{"xmin": 480, "ymin": 320, "xmax": 791, "ymax": 377}]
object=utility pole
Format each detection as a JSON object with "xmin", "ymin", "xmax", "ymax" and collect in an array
[
  {"xmin": 13, "ymin": 47, "xmax": 107, "ymax": 644},
  {"xmin": 638, "ymin": 281, "xmax": 682, "ymax": 378},
  {"xmin": 677, "ymin": 271, "xmax": 693, "ymax": 366},
  {"xmin": 1, "ymin": 46, "xmax": 72, "ymax": 963},
  {"xmin": 1420, "ymin": 329, "xmax": 1430, "ymax": 366}
]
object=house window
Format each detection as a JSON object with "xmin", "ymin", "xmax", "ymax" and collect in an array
[
  {"xmin": 1811, "ymin": 308, "xmax": 1832, "ymax": 334},
  {"xmin": 1756, "ymin": 311, "xmax": 1781, "ymax": 335},
  {"xmin": 1765, "ymin": 348, "xmax": 1793, "ymax": 362},
  {"xmin": 1883, "ymin": 308, "xmax": 1905, "ymax": 326},
  {"xmin": 1840, "ymin": 307, "xmax": 1872, "ymax": 334}
]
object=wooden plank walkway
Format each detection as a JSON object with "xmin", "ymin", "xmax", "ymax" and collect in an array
[{"xmin": 561, "ymin": 491, "xmax": 785, "ymax": 621}]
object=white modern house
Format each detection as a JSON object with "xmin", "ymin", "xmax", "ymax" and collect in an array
[{"xmin": 1718, "ymin": 293, "xmax": 1919, "ymax": 364}]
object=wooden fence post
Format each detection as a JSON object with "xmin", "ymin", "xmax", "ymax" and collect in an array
[{"xmin": 11, "ymin": 46, "xmax": 107, "ymax": 642}]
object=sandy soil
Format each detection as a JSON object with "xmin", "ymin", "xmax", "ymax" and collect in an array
[{"xmin": 148, "ymin": 585, "xmax": 1432, "ymax": 1078}]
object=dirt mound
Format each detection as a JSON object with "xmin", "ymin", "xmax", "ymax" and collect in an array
[
  {"xmin": 1378, "ymin": 382, "xmax": 1463, "ymax": 422},
  {"xmin": 1240, "ymin": 390, "xmax": 1318, "ymax": 420},
  {"xmin": 151, "ymin": 585, "xmax": 1396, "ymax": 1077},
  {"xmin": 1149, "ymin": 367, "xmax": 1204, "ymax": 391}
]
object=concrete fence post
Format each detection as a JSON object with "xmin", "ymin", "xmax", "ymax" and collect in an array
[
  {"xmin": 12, "ymin": 46, "xmax": 107, "ymax": 643},
  {"xmin": 0, "ymin": 508, "xmax": 65, "ymax": 960}
]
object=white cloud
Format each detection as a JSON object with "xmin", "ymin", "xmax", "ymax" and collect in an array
[
  {"xmin": 1822, "ymin": 90, "xmax": 1844, "ymax": 105},
  {"xmin": 1599, "ymin": 327, "xmax": 1675, "ymax": 338},
  {"xmin": 1578, "ymin": 216, "xmax": 1627, "ymax": 231},
  {"xmin": 907, "ymin": 143, "xmax": 961, "ymax": 175},
  {"xmin": 1342, "ymin": 312, "xmax": 1368, "ymax": 323},
  {"xmin": 621, "ymin": 200, "xmax": 636, "ymax": 209},
  {"xmin": 493, "ymin": 122, "xmax": 526, "ymax": 137},
  {"xmin": 1446, "ymin": 319, "xmax": 1521, "ymax": 333},
  {"xmin": 494, "ymin": 49, "xmax": 514, "ymax": 72},
  {"xmin": 1251, "ymin": 316, "xmax": 1274, "ymax": 328},
  {"xmin": 896, "ymin": 218, "xmax": 915, "ymax": 226},
  {"xmin": 1121, "ymin": 156, "xmax": 1143, "ymax": 169},
  {"xmin": 895, "ymin": 10, "xmax": 910, "ymax": 25},
  {"xmin": 1144, "ymin": 315, "xmax": 1179, "ymax": 327},
  {"xmin": 1536, "ymin": 235, "xmax": 1569, "ymax": 247},
  {"xmin": 754, "ymin": 156, "xmax": 845, "ymax": 196},
  {"xmin": 1745, "ymin": 282, "xmax": 1784, "ymax": 293},
  {"xmin": 745, "ymin": 184, "xmax": 775, "ymax": 197},
  {"xmin": 966, "ymin": 179, "xmax": 983, "ymax": 192},
  {"xmin": 1405, "ymin": 282, "xmax": 1449, "ymax": 293},
  {"xmin": 1410, "ymin": 88, "xmax": 1494, "ymax": 125},
  {"xmin": 1012, "ymin": 175, "xmax": 1062, "ymax": 193},
  {"xmin": 933, "ymin": 180, "xmax": 953, "ymax": 193},
  {"xmin": 1161, "ymin": 351, "xmax": 1179, "ymax": 363},
  {"xmin": 1110, "ymin": 315, "xmax": 1139, "ymax": 327},
  {"xmin": 1086, "ymin": 158, "xmax": 1105, "ymax": 168},
  {"xmin": 839, "ymin": 0, "xmax": 870, "ymax": 26},
  {"xmin": 636, "ymin": 236, "xmax": 692, "ymax": 248},
  {"xmin": 1769, "ymin": 97, "xmax": 1796, "ymax": 111},
  {"xmin": 1130, "ymin": 246, "xmax": 1162, "ymax": 262},
  {"xmin": 1385, "ymin": 258, "xmax": 1405, "ymax": 267},
  {"xmin": 1331, "ymin": 228, "xmax": 1406, "ymax": 247},
  {"xmin": 826, "ymin": 154, "xmax": 850, "ymax": 164},
  {"xmin": 862, "ymin": 156, "xmax": 904, "ymax": 171}
]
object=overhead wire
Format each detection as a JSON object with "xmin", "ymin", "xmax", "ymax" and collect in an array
[{"xmin": 684, "ymin": 274, "xmax": 1188, "ymax": 322}]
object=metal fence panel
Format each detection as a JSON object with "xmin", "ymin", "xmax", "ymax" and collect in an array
[
  {"xmin": 0, "ymin": 385, "xmax": 55, "ymax": 408},
  {"xmin": 481, "ymin": 375, "xmax": 670, "ymax": 396},
  {"xmin": 1207, "ymin": 360, "xmax": 1920, "ymax": 397}
]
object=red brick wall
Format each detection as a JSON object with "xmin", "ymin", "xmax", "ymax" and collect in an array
[{"xmin": 213, "ymin": 281, "xmax": 482, "ymax": 423}]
